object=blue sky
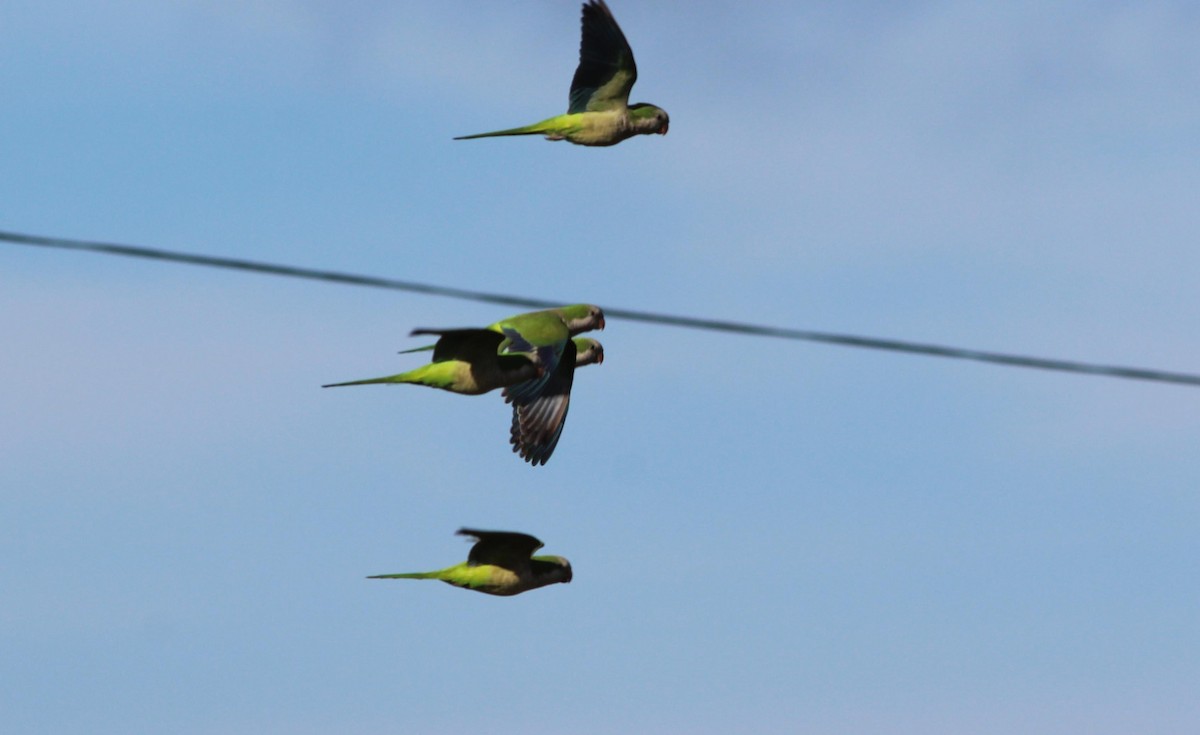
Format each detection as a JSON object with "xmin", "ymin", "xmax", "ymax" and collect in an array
[{"xmin": 3, "ymin": 2, "xmax": 1198, "ymax": 733}]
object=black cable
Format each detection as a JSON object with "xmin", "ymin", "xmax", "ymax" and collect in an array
[{"xmin": 6, "ymin": 228, "xmax": 1199, "ymax": 387}]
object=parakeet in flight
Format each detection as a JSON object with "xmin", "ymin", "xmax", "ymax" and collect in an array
[
  {"xmin": 368, "ymin": 528, "xmax": 572, "ymax": 596},
  {"xmin": 509, "ymin": 337, "xmax": 603, "ymax": 466},
  {"xmin": 321, "ymin": 304, "xmax": 604, "ymax": 396},
  {"xmin": 455, "ymin": 0, "xmax": 668, "ymax": 147},
  {"xmin": 485, "ymin": 305, "xmax": 605, "ymax": 405},
  {"xmin": 322, "ymin": 327, "xmax": 540, "ymax": 394},
  {"xmin": 322, "ymin": 306, "xmax": 604, "ymax": 464}
]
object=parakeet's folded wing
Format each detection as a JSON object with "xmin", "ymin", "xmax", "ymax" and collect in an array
[
  {"xmin": 508, "ymin": 338, "xmax": 578, "ymax": 465},
  {"xmin": 568, "ymin": 0, "xmax": 638, "ymax": 113},
  {"xmin": 458, "ymin": 528, "xmax": 544, "ymax": 571}
]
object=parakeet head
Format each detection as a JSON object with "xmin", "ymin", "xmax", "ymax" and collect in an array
[
  {"xmin": 572, "ymin": 338, "xmax": 604, "ymax": 367},
  {"xmin": 629, "ymin": 103, "xmax": 669, "ymax": 135},
  {"xmin": 557, "ymin": 304, "xmax": 605, "ymax": 334},
  {"xmin": 536, "ymin": 556, "xmax": 573, "ymax": 584}
]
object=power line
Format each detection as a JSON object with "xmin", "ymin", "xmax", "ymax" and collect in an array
[{"xmin": 6, "ymin": 228, "xmax": 1199, "ymax": 387}]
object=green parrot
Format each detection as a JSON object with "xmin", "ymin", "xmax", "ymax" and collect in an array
[
  {"xmin": 455, "ymin": 0, "xmax": 668, "ymax": 147},
  {"xmin": 322, "ymin": 304, "xmax": 604, "ymax": 396},
  {"xmin": 368, "ymin": 528, "xmax": 572, "ymax": 596},
  {"xmin": 508, "ymin": 337, "xmax": 603, "ymax": 466},
  {"xmin": 491, "ymin": 305, "xmax": 604, "ymax": 411},
  {"xmin": 322, "ymin": 328, "xmax": 538, "ymax": 394}
]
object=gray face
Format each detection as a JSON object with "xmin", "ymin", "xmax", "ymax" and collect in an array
[
  {"xmin": 575, "ymin": 341, "xmax": 604, "ymax": 367},
  {"xmin": 531, "ymin": 557, "xmax": 573, "ymax": 586},
  {"xmin": 653, "ymin": 110, "xmax": 669, "ymax": 135},
  {"xmin": 558, "ymin": 561, "xmax": 573, "ymax": 584},
  {"xmin": 565, "ymin": 306, "xmax": 605, "ymax": 335},
  {"xmin": 629, "ymin": 104, "xmax": 669, "ymax": 135}
]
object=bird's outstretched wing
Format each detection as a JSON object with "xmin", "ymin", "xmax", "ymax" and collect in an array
[
  {"xmin": 568, "ymin": 0, "xmax": 638, "ymax": 113},
  {"xmin": 458, "ymin": 528, "xmax": 544, "ymax": 571},
  {"xmin": 507, "ymin": 338, "xmax": 578, "ymax": 465}
]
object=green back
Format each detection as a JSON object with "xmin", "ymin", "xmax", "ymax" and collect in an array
[{"xmin": 490, "ymin": 309, "xmax": 570, "ymax": 347}]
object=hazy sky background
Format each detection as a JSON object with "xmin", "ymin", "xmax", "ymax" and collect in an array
[{"xmin": 3, "ymin": 2, "xmax": 1198, "ymax": 733}]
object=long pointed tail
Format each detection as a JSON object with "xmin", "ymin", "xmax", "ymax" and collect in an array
[
  {"xmin": 454, "ymin": 123, "xmax": 547, "ymax": 140},
  {"xmin": 322, "ymin": 373, "xmax": 412, "ymax": 388},
  {"xmin": 367, "ymin": 571, "xmax": 439, "ymax": 580},
  {"xmin": 398, "ymin": 344, "xmax": 436, "ymax": 354}
]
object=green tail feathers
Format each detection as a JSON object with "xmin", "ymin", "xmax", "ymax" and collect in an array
[
  {"xmin": 322, "ymin": 363, "xmax": 457, "ymax": 390},
  {"xmin": 367, "ymin": 571, "xmax": 439, "ymax": 580},
  {"xmin": 454, "ymin": 124, "xmax": 547, "ymax": 140},
  {"xmin": 322, "ymin": 374, "xmax": 412, "ymax": 388}
]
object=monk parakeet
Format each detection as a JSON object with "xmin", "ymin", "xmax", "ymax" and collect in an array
[
  {"xmin": 509, "ymin": 337, "xmax": 603, "ymax": 466},
  {"xmin": 322, "ymin": 304, "xmax": 604, "ymax": 396},
  {"xmin": 490, "ymin": 305, "xmax": 604, "ymax": 410},
  {"xmin": 455, "ymin": 0, "xmax": 668, "ymax": 147},
  {"xmin": 368, "ymin": 528, "xmax": 572, "ymax": 596},
  {"xmin": 321, "ymin": 328, "xmax": 540, "ymax": 394}
]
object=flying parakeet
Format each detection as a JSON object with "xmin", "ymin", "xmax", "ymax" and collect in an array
[
  {"xmin": 323, "ymin": 306, "xmax": 604, "ymax": 464},
  {"xmin": 322, "ymin": 304, "xmax": 604, "ymax": 396},
  {"xmin": 488, "ymin": 305, "xmax": 604, "ymax": 415},
  {"xmin": 368, "ymin": 528, "xmax": 572, "ymax": 596},
  {"xmin": 455, "ymin": 0, "xmax": 668, "ymax": 147},
  {"xmin": 322, "ymin": 327, "xmax": 539, "ymax": 394},
  {"xmin": 509, "ymin": 337, "xmax": 603, "ymax": 466}
]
